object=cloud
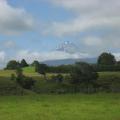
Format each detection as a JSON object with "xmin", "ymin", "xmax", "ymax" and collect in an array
[
  {"xmin": 0, "ymin": 0, "xmax": 34, "ymax": 35},
  {"xmin": 0, "ymin": 40, "xmax": 18, "ymax": 51},
  {"xmin": 3, "ymin": 40, "xmax": 16, "ymax": 48},
  {"xmin": 44, "ymin": 17, "xmax": 120, "ymax": 37},
  {"xmin": 51, "ymin": 0, "xmax": 120, "ymax": 15},
  {"xmin": 40, "ymin": 0, "xmax": 120, "ymax": 56},
  {"xmin": 15, "ymin": 50, "xmax": 90, "ymax": 63},
  {"xmin": 45, "ymin": 0, "xmax": 120, "ymax": 37},
  {"xmin": 84, "ymin": 37, "xmax": 102, "ymax": 46},
  {"xmin": 0, "ymin": 51, "xmax": 6, "ymax": 68},
  {"xmin": 0, "ymin": 51, "xmax": 6, "ymax": 63}
]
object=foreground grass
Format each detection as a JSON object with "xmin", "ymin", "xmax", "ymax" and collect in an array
[{"xmin": 0, "ymin": 94, "xmax": 120, "ymax": 120}]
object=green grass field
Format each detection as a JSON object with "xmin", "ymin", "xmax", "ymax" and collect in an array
[
  {"xmin": 0, "ymin": 94, "xmax": 120, "ymax": 120},
  {"xmin": 0, "ymin": 67, "xmax": 120, "ymax": 119}
]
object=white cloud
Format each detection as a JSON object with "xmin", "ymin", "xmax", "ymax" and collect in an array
[
  {"xmin": 84, "ymin": 37, "xmax": 102, "ymax": 46},
  {"xmin": 113, "ymin": 53, "xmax": 120, "ymax": 61},
  {"xmin": 3, "ymin": 40, "xmax": 16, "ymax": 48},
  {"xmin": 45, "ymin": 0, "xmax": 120, "ymax": 36},
  {"xmin": 0, "ymin": 51, "xmax": 6, "ymax": 68},
  {"xmin": 0, "ymin": 51, "xmax": 6, "ymax": 63},
  {"xmin": 44, "ymin": 16, "xmax": 120, "ymax": 37},
  {"xmin": 51, "ymin": 0, "xmax": 120, "ymax": 15},
  {"xmin": 15, "ymin": 50, "xmax": 90, "ymax": 63},
  {"xmin": 0, "ymin": 0, "xmax": 34, "ymax": 35}
]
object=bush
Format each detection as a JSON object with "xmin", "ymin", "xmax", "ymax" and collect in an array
[
  {"xmin": 70, "ymin": 62, "xmax": 98, "ymax": 93},
  {"xmin": 16, "ymin": 75, "xmax": 35, "ymax": 90}
]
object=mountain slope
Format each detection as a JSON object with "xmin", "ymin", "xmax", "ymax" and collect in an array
[{"xmin": 42, "ymin": 58, "xmax": 97, "ymax": 66}]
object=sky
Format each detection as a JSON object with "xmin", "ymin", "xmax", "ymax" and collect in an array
[{"xmin": 0, "ymin": 0, "xmax": 120, "ymax": 68}]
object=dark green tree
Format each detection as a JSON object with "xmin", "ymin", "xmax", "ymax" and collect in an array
[
  {"xmin": 116, "ymin": 61, "xmax": 120, "ymax": 65},
  {"xmin": 97, "ymin": 52, "xmax": 116, "ymax": 65},
  {"xmin": 31, "ymin": 60, "xmax": 39, "ymax": 66},
  {"xmin": 6, "ymin": 60, "xmax": 20, "ymax": 70},
  {"xmin": 35, "ymin": 63, "xmax": 48, "ymax": 80},
  {"xmin": 20, "ymin": 59, "xmax": 28, "ymax": 67},
  {"xmin": 16, "ymin": 67, "xmax": 35, "ymax": 90},
  {"xmin": 71, "ymin": 62, "xmax": 98, "ymax": 93}
]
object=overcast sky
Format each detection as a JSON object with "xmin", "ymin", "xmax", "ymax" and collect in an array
[{"xmin": 0, "ymin": 0, "xmax": 120, "ymax": 68}]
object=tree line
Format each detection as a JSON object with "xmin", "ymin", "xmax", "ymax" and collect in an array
[
  {"xmin": 5, "ymin": 52, "xmax": 120, "ymax": 73},
  {"xmin": 4, "ymin": 52, "xmax": 120, "ymax": 94}
]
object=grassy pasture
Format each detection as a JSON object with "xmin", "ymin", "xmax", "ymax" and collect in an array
[
  {"xmin": 0, "ymin": 68, "xmax": 120, "ymax": 119},
  {"xmin": 0, "ymin": 68, "xmax": 120, "ymax": 94},
  {"xmin": 99, "ymin": 71, "xmax": 120, "ymax": 77},
  {"xmin": 0, "ymin": 94, "xmax": 120, "ymax": 120}
]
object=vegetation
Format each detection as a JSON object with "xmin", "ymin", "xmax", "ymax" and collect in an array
[
  {"xmin": 20, "ymin": 59, "xmax": 29, "ymax": 68},
  {"xmin": 5, "ymin": 60, "xmax": 20, "ymax": 70},
  {"xmin": 1, "ymin": 52, "xmax": 120, "ymax": 95},
  {"xmin": 0, "ymin": 48, "xmax": 120, "ymax": 119},
  {"xmin": 97, "ymin": 52, "xmax": 116, "ymax": 65},
  {"xmin": 0, "ymin": 94, "xmax": 120, "ymax": 120},
  {"xmin": 70, "ymin": 62, "xmax": 98, "ymax": 93},
  {"xmin": 35, "ymin": 63, "xmax": 48, "ymax": 80}
]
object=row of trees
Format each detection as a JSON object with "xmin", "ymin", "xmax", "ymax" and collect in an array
[
  {"xmin": 5, "ymin": 59, "xmax": 28, "ymax": 70},
  {"xmin": 34, "ymin": 61, "xmax": 98, "ymax": 93},
  {"xmin": 8, "ymin": 60, "xmax": 98, "ymax": 93},
  {"xmin": 5, "ymin": 52, "xmax": 120, "ymax": 94},
  {"xmin": 5, "ymin": 52, "xmax": 120, "ymax": 72}
]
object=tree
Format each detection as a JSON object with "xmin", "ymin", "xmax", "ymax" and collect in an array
[
  {"xmin": 97, "ymin": 52, "xmax": 116, "ymax": 65},
  {"xmin": 116, "ymin": 61, "xmax": 120, "ymax": 65},
  {"xmin": 10, "ymin": 74, "xmax": 16, "ymax": 81},
  {"xmin": 56, "ymin": 74, "xmax": 64, "ymax": 83},
  {"xmin": 16, "ymin": 67, "xmax": 35, "ymax": 90},
  {"xmin": 16, "ymin": 67, "xmax": 23, "ymax": 76},
  {"xmin": 20, "ymin": 59, "xmax": 28, "ymax": 67},
  {"xmin": 19, "ymin": 76, "xmax": 35, "ymax": 89},
  {"xmin": 35, "ymin": 63, "xmax": 48, "ymax": 80},
  {"xmin": 31, "ymin": 60, "xmax": 39, "ymax": 67},
  {"xmin": 6, "ymin": 60, "xmax": 20, "ymax": 70},
  {"xmin": 71, "ymin": 62, "xmax": 98, "ymax": 93},
  {"xmin": 51, "ymin": 74, "xmax": 64, "ymax": 83}
]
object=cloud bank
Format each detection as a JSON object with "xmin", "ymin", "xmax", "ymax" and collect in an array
[
  {"xmin": 49, "ymin": 0, "xmax": 120, "ymax": 36},
  {"xmin": 0, "ymin": 0, "xmax": 34, "ymax": 35},
  {"xmin": 15, "ymin": 50, "xmax": 90, "ymax": 63}
]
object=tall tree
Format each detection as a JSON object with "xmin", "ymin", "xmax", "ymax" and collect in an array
[
  {"xmin": 97, "ymin": 52, "xmax": 116, "ymax": 65},
  {"xmin": 21, "ymin": 59, "xmax": 28, "ymax": 67},
  {"xmin": 35, "ymin": 63, "xmax": 48, "ymax": 80}
]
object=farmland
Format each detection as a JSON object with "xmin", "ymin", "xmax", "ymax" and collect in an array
[
  {"xmin": 0, "ymin": 67, "xmax": 120, "ymax": 119},
  {"xmin": 0, "ymin": 67, "xmax": 120, "ymax": 94},
  {"xmin": 0, "ymin": 94, "xmax": 120, "ymax": 120}
]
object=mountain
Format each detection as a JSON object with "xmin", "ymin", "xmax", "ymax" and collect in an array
[
  {"xmin": 56, "ymin": 41, "xmax": 79, "ymax": 54},
  {"xmin": 42, "ymin": 58, "xmax": 97, "ymax": 66}
]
